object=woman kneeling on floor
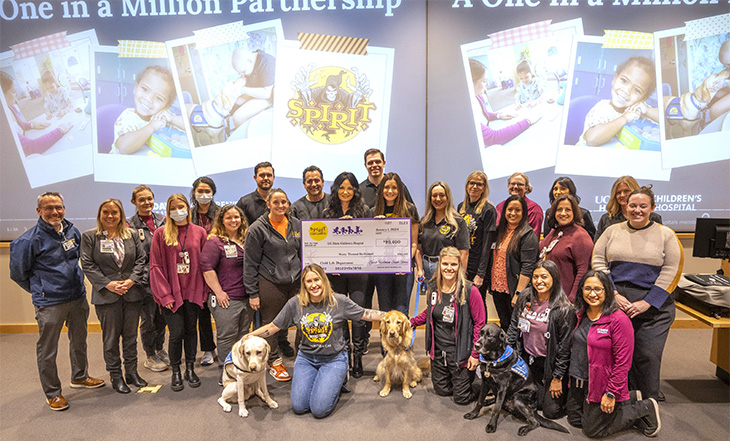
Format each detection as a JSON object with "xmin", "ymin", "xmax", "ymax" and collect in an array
[
  {"xmin": 246, "ymin": 264, "xmax": 385, "ymax": 418},
  {"xmin": 568, "ymin": 270, "xmax": 661, "ymax": 438}
]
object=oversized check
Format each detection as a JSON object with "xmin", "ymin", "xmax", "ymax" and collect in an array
[{"xmin": 301, "ymin": 218, "xmax": 412, "ymax": 273}]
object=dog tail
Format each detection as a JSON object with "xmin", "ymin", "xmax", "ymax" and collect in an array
[{"xmin": 534, "ymin": 412, "xmax": 569, "ymax": 433}]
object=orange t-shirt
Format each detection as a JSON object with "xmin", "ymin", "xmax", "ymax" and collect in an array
[{"xmin": 269, "ymin": 215, "xmax": 289, "ymax": 238}]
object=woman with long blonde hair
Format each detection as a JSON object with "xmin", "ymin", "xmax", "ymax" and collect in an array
[
  {"xmin": 150, "ymin": 194, "xmax": 208, "ymax": 392},
  {"xmin": 594, "ymin": 176, "xmax": 662, "ymax": 240},
  {"xmin": 245, "ymin": 264, "xmax": 386, "ymax": 418},
  {"xmin": 417, "ymin": 181, "xmax": 470, "ymax": 283},
  {"xmin": 410, "ymin": 247, "xmax": 485, "ymax": 405}
]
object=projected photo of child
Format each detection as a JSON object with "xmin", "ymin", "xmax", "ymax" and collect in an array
[
  {"xmin": 555, "ymin": 36, "xmax": 670, "ymax": 181},
  {"xmin": 460, "ymin": 19, "xmax": 582, "ymax": 179},
  {"xmin": 167, "ymin": 19, "xmax": 283, "ymax": 176},
  {"xmin": 91, "ymin": 47, "xmax": 195, "ymax": 186},
  {"xmin": 0, "ymin": 30, "xmax": 96, "ymax": 188},
  {"xmin": 655, "ymin": 23, "xmax": 729, "ymax": 169}
]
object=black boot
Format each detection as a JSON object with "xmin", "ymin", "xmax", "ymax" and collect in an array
[
  {"xmin": 171, "ymin": 365, "xmax": 184, "ymax": 392},
  {"xmin": 111, "ymin": 375, "xmax": 131, "ymax": 394},
  {"xmin": 185, "ymin": 362, "xmax": 201, "ymax": 388},
  {"xmin": 125, "ymin": 370, "xmax": 148, "ymax": 388},
  {"xmin": 352, "ymin": 353, "xmax": 363, "ymax": 379}
]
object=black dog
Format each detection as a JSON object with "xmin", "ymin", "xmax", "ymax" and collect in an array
[{"xmin": 464, "ymin": 323, "xmax": 569, "ymax": 436}]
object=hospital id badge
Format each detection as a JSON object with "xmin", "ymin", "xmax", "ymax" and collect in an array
[
  {"xmin": 138, "ymin": 229, "xmax": 145, "ymax": 241},
  {"xmin": 442, "ymin": 305, "xmax": 455, "ymax": 323},
  {"xmin": 100, "ymin": 239, "xmax": 114, "ymax": 253},
  {"xmin": 177, "ymin": 263, "xmax": 190, "ymax": 274},
  {"xmin": 224, "ymin": 245, "xmax": 237, "ymax": 258},
  {"xmin": 62, "ymin": 239, "xmax": 75, "ymax": 251},
  {"xmin": 518, "ymin": 317, "xmax": 530, "ymax": 333}
]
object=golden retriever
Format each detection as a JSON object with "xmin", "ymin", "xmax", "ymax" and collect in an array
[
  {"xmin": 218, "ymin": 336, "xmax": 278, "ymax": 417},
  {"xmin": 373, "ymin": 310, "xmax": 422, "ymax": 399}
]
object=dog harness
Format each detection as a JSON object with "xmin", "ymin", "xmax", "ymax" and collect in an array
[
  {"xmin": 222, "ymin": 350, "xmax": 250, "ymax": 381},
  {"xmin": 479, "ymin": 345, "xmax": 529, "ymax": 380},
  {"xmin": 189, "ymin": 101, "xmax": 227, "ymax": 128},
  {"xmin": 666, "ymin": 94, "xmax": 706, "ymax": 121}
]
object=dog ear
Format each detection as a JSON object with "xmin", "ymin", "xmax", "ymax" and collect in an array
[
  {"xmin": 263, "ymin": 339, "xmax": 271, "ymax": 362},
  {"xmin": 402, "ymin": 317, "xmax": 412, "ymax": 336},
  {"xmin": 380, "ymin": 316, "xmax": 387, "ymax": 338},
  {"xmin": 237, "ymin": 340, "xmax": 249, "ymax": 369}
]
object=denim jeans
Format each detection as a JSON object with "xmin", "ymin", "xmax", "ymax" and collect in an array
[
  {"xmin": 422, "ymin": 258, "xmax": 439, "ymax": 284},
  {"xmin": 291, "ymin": 350, "xmax": 348, "ymax": 418}
]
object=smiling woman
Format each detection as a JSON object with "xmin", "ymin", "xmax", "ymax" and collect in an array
[{"xmin": 592, "ymin": 186, "xmax": 683, "ymax": 401}]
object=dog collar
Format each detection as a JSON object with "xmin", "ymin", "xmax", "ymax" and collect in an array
[{"xmin": 479, "ymin": 345, "xmax": 514, "ymax": 365}]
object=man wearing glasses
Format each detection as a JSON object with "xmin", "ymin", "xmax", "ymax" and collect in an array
[
  {"xmin": 495, "ymin": 172, "xmax": 544, "ymax": 238},
  {"xmin": 10, "ymin": 192, "xmax": 105, "ymax": 411}
]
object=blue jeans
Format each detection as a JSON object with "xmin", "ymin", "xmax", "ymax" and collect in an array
[
  {"xmin": 291, "ymin": 350, "xmax": 348, "ymax": 418},
  {"xmin": 422, "ymin": 258, "xmax": 439, "ymax": 283}
]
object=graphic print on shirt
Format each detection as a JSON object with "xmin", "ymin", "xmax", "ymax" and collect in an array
[{"xmin": 300, "ymin": 311, "xmax": 333, "ymax": 343}]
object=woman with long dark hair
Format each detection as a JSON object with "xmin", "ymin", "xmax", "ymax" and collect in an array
[
  {"xmin": 505, "ymin": 260, "xmax": 575, "ymax": 418},
  {"xmin": 543, "ymin": 176, "xmax": 596, "ymax": 238},
  {"xmin": 485, "ymin": 195, "xmax": 538, "ymax": 331},
  {"xmin": 568, "ymin": 270, "xmax": 661, "ymax": 438},
  {"xmin": 370, "ymin": 172, "xmax": 419, "ymax": 315},
  {"xmin": 323, "ymin": 172, "xmax": 371, "ymax": 378}
]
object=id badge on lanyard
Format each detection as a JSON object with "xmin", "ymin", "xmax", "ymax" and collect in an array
[
  {"xmin": 100, "ymin": 239, "xmax": 114, "ymax": 253},
  {"xmin": 224, "ymin": 244, "xmax": 238, "ymax": 258},
  {"xmin": 178, "ymin": 250, "xmax": 190, "ymax": 274}
]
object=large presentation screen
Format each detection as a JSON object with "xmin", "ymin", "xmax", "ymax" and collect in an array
[{"xmin": 1, "ymin": 1, "xmax": 728, "ymax": 241}]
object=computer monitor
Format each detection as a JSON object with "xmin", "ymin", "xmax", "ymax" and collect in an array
[{"xmin": 693, "ymin": 218, "xmax": 730, "ymax": 259}]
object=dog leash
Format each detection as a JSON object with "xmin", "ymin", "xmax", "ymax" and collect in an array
[
  {"xmin": 255, "ymin": 309, "xmax": 261, "ymax": 329},
  {"xmin": 409, "ymin": 277, "xmax": 424, "ymax": 349}
]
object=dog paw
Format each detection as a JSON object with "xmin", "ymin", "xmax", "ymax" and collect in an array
[
  {"xmin": 517, "ymin": 426, "xmax": 530, "ymax": 437},
  {"xmin": 238, "ymin": 408, "xmax": 249, "ymax": 418},
  {"xmin": 218, "ymin": 398, "xmax": 232, "ymax": 413},
  {"xmin": 379, "ymin": 388, "xmax": 391, "ymax": 397},
  {"xmin": 267, "ymin": 400, "xmax": 279, "ymax": 409},
  {"xmin": 409, "ymin": 381, "xmax": 418, "ymax": 387},
  {"xmin": 486, "ymin": 423, "xmax": 497, "ymax": 433},
  {"xmin": 464, "ymin": 411, "xmax": 478, "ymax": 420},
  {"xmin": 373, "ymin": 375, "xmax": 379, "ymax": 382},
  {"xmin": 402, "ymin": 390, "xmax": 412, "ymax": 399}
]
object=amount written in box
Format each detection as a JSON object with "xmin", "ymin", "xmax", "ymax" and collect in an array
[{"xmin": 377, "ymin": 239, "xmax": 405, "ymax": 246}]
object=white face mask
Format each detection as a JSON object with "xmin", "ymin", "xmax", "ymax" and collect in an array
[
  {"xmin": 195, "ymin": 193, "xmax": 213, "ymax": 205},
  {"xmin": 170, "ymin": 208, "xmax": 188, "ymax": 222}
]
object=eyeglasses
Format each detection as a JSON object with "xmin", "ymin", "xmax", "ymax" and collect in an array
[
  {"xmin": 509, "ymin": 183, "xmax": 525, "ymax": 188},
  {"xmin": 41, "ymin": 205, "xmax": 64, "ymax": 212},
  {"xmin": 582, "ymin": 286, "xmax": 605, "ymax": 295},
  {"xmin": 468, "ymin": 181, "xmax": 485, "ymax": 188}
]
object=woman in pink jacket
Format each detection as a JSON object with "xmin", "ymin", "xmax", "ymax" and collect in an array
[
  {"xmin": 567, "ymin": 270, "xmax": 661, "ymax": 438},
  {"xmin": 150, "ymin": 193, "xmax": 208, "ymax": 392}
]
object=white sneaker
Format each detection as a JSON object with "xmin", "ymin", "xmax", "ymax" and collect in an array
[
  {"xmin": 156, "ymin": 349, "xmax": 170, "ymax": 366},
  {"xmin": 201, "ymin": 351, "xmax": 216, "ymax": 366}
]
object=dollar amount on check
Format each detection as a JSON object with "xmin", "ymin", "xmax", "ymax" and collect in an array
[{"xmin": 301, "ymin": 218, "xmax": 412, "ymax": 274}]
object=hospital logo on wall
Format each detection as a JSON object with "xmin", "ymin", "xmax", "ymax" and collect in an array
[{"xmin": 288, "ymin": 64, "xmax": 376, "ymax": 144}]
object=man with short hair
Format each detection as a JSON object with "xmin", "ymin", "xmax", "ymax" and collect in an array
[
  {"xmin": 359, "ymin": 148, "xmax": 413, "ymax": 208},
  {"xmin": 237, "ymin": 161, "xmax": 275, "ymax": 225},
  {"xmin": 10, "ymin": 192, "xmax": 105, "ymax": 411},
  {"xmin": 291, "ymin": 165, "xmax": 329, "ymax": 220},
  {"xmin": 495, "ymin": 172, "xmax": 543, "ymax": 238}
]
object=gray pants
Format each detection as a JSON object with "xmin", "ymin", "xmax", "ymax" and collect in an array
[
  {"xmin": 94, "ymin": 300, "xmax": 142, "ymax": 376},
  {"xmin": 34, "ymin": 296, "xmax": 90, "ymax": 399},
  {"xmin": 208, "ymin": 296, "xmax": 252, "ymax": 366}
]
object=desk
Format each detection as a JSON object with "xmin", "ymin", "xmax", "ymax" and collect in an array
[
  {"xmin": 27, "ymin": 110, "xmax": 92, "ymax": 156},
  {"xmin": 675, "ymin": 301, "xmax": 730, "ymax": 382}
]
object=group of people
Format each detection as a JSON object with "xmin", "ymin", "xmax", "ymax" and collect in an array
[{"xmin": 9, "ymin": 152, "xmax": 683, "ymax": 436}]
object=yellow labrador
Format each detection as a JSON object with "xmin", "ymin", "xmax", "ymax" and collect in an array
[
  {"xmin": 373, "ymin": 310, "xmax": 422, "ymax": 399},
  {"xmin": 218, "ymin": 336, "xmax": 278, "ymax": 417}
]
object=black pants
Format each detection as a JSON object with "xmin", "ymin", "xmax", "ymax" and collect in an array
[
  {"xmin": 329, "ymin": 274, "xmax": 369, "ymax": 355},
  {"xmin": 162, "ymin": 301, "xmax": 200, "ymax": 367},
  {"xmin": 198, "ymin": 302, "xmax": 216, "ymax": 352},
  {"xmin": 258, "ymin": 276, "xmax": 298, "ymax": 362},
  {"xmin": 491, "ymin": 290, "xmax": 512, "ymax": 332},
  {"xmin": 629, "ymin": 299, "xmax": 675, "ymax": 400},
  {"xmin": 95, "ymin": 300, "xmax": 142, "ymax": 376},
  {"xmin": 525, "ymin": 354, "xmax": 568, "ymax": 418},
  {"xmin": 140, "ymin": 293, "xmax": 166, "ymax": 358},
  {"xmin": 581, "ymin": 398, "xmax": 649, "ymax": 438},
  {"xmin": 430, "ymin": 350, "xmax": 475, "ymax": 405},
  {"xmin": 566, "ymin": 377, "xmax": 588, "ymax": 427}
]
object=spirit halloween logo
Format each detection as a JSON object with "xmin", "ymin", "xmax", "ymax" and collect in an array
[{"xmin": 288, "ymin": 65, "xmax": 376, "ymax": 144}]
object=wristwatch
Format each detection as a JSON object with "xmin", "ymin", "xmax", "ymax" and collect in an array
[{"xmin": 605, "ymin": 391, "xmax": 616, "ymax": 400}]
